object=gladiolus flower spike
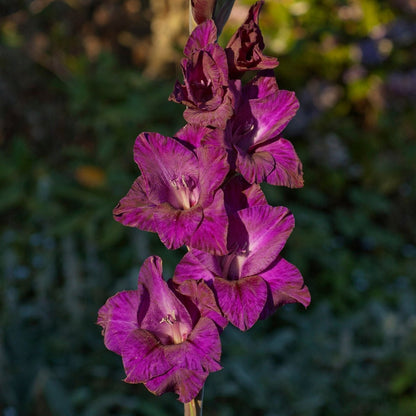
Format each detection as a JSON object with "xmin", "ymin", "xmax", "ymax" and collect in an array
[{"xmin": 98, "ymin": 1, "xmax": 309, "ymax": 412}]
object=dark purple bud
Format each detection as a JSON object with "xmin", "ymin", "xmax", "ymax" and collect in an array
[{"xmin": 226, "ymin": 0, "xmax": 279, "ymax": 78}]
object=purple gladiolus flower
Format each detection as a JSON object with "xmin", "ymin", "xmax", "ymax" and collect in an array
[
  {"xmin": 174, "ymin": 205, "xmax": 310, "ymax": 331},
  {"xmin": 169, "ymin": 20, "xmax": 237, "ymax": 129},
  {"xmin": 113, "ymin": 132, "xmax": 229, "ymax": 254},
  {"xmin": 226, "ymin": 71, "xmax": 303, "ymax": 187},
  {"xmin": 97, "ymin": 256, "xmax": 222, "ymax": 403},
  {"xmin": 226, "ymin": 0, "xmax": 279, "ymax": 79}
]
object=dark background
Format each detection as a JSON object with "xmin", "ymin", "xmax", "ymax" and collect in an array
[{"xmin": 1, "ymin": 0, "xmax": 415, "ymax": 415}]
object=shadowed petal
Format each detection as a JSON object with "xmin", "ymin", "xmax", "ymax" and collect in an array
[
  {"xmin": 236, "ymin": 147, "xmax": 275, "ymax": 184},
  {"xmin": 133, "ymin": 133, "xmax": 199, "ymax": 205},
  {"xmin": 189, "ymin": 190, "xmax": 228, "ymax": 255},
  {"xmin": 175, "ymin": 124, "xmax": 211, "ymax": 149},
  {"xmin": 174, "ymin": 250, "xmax": 221, "ymax": 285},
  {"xmin": 243, "ymin": 70, "xmax": 277, "ymax": 99},
  {"xmin": 237, "ymin": 206, "xmax": 294, "ymax": 277},
  {"xmin": 143, "ymin": 317, "xmax": 221, "ymax": 403},
  {"xmin": 196, "ymin": 145, "xmax": 229, "ymax": 202},
  {"xmin": 223, "ymin": 175, "xmax": 268, "ymax": 215},
  {"xmin": 145, "ymin": 367, "xmax": 208, "ymax": 404},
  {"xmin": 183, "ymin": 48, "xmax": 225, "ymax": 110},
  {"xmin": 184, "ymin": 19, "xmax": 217, "ymax": 57},
  {"xmin": 183, "ymin": 90, "xmax": 234, "ymax": 129},
  {"xmin": 174, "ymin": 279, "xmax": 228, "ymax": 329},
  {"xmin": 230, "ymin": 76, "xmax": 300, "ymax": 184},
  {"xmin": 164, "ymin": 317, "xmax": 222, "ymax": 372},
  {"xmin": 260, "ymin": 256, "xmax": 310, "ymax": 319},
  {"xmin": 122, "ymin": 329, "xmax": 172, "ymax": 383},
  {"xmin": 113, "ymin": 176, "xmax": 156, "ymax": 231},
  {"xmin": 139, "ymin": 257, "xmax": 193, "ymax": 344},
  {"xmin": 255, "ymin": 137, "xmax": 304, "ymax": 187},
  {"xmin": 174, "ymin": 250, "xmax": 217, "ymax": 284},
  {"xmin": 214, "ymin": 275, "xmax": 268, "ymax": 331},
  {"xmin": 185, "ymin": 316, "xmax": 222, "ymax": 371},
  {"xmin": 154, "ymin": 204, "xmax": 203, "ymax": 250},
  {"xmin": 248, "ymin": 89, "xmax": 299, "ymax": 146},
  {"xmin": 170, "ymin": 79, "xmax": 191, "ymax": 106},
  {"xmin": 97, "ymin": 290, "xmax": 140, "ymax": 355}
]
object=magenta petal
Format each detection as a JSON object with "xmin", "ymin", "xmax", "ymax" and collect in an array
[
  {"xmin": 249, "ymin": 88, "xmax": 299, "ymax": 145},
  {"xmin": 175, "ymin": 124, "xmax": 211, "ymax": 149},
  {"xmin": 207, "ymin": 42, "xmax": 229, "ymax": 83},
  {"xmin": 237, "ymin": 206, "xmax": 294, "ymax": 277},
  {"xmin": 154, "ymin": 204, "xmax": 203, "ymax": 250},
  {"xmin": 174, "ymin": 250, "xmax": 217, "ymax": 284},
  {"xmin": 175, "ymin": 280, "xmax": 228, "ymax": 330},
  {"xmin": 260, "ymin": 256, "xmax": 310, "ymax": 318},
  {"xmin": 145, "ymin": 316, "xmax": 221, "ymax": 403},
  {"xmin": 186, "ymin": 316, "xmax": 222, "ymax": 371},
  {"xmin": 236, "ymin": 147, "xmax": 275, "ymax": 184},
  {"xmin": 254, "ymin": 137, "xmax": 304, "ymax": 187},
  {"xmin": 97, "ymin": 290, "xmax": 140, "ymax": 355},
  {"xmin": 243, "ymin": 70, "xmax": 277, "ymax": 102},
  {"xmin": 133, "ymin": 133, "xmax": 199, "ymax": 203},
  {"xmin": 196, "ymin": 145, "xmax": 229, "ymax": 201},
  {"xmin": 183, "ymin": 54, "xmax": 223, "ymax": 111},
  {"xmin": 113, "ymin": 176, "xmax": 156, "ymax": 231},
  {"xmin": 214, "ymin": 275, "xmax": 268, "ymax": 331},
  {"xmin": 122, "ymin": 329, "xmax": 172, "ymax": 383},
  {"xmin": 189, "ymin": 190, "xmax": 228, "ymax": 255},
  {"xmin": 184, "ymin": 19, "xmax": 217, "ymax": 58},
  {"xmin": 174, "ymin": 249, "xmax": 222, "ymax": 285},
  {"xmin": 138, "ymin": 257, "xmax": 193, "ymax": 344},
  {"xmin": 183, "ymin": 89, "xmax": 234, "ymax": 129},
  {"xmin": 230, "ymin": 77, "xmax": 300, "ymax": 182},
  {"xmin": 182, "ymin": 78, "xmax": 239, "ymax": 129},
  {"xmin": 145, "ymin": 367, "xmax": 208, "ymax": 404},
  {"xmin": 164, "ymin": 317, "xmax": 221, "ymax": 373}
]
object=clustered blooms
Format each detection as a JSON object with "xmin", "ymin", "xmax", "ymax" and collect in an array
[{"xmin": 98, "ymin": 0, "xmax": 310, "ymax": 405}]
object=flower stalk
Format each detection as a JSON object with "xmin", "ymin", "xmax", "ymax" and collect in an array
[{"xmin": 184, "ymin": 387, "xmax": 204, "ymax": 416}]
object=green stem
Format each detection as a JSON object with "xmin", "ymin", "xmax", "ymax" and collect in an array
[{"xmin": 184, "ymin": 387, "xmax": 204, "ymax": 416}]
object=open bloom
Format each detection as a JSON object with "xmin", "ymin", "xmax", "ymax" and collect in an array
[
  {"xmin": 226, "ymin": 1, "xmax": 279, "ymax": 78},
  {"xmin": 225, "ymin": 71, "xmax": 303, "ymax": 187},
  {"xmin": 169, "ymin": 19, "xmax": 237, "ymax": 129},
  {"xmin": 113, "ymin": 132, "xmax": 229, "ymax": 254},
  {"xmin": 174, "ymin": 205, "xmax": 310, "ymax": 331},
  {"xmin": 97, "ymin": 256, "xmax": 222, "ymax": 403}
]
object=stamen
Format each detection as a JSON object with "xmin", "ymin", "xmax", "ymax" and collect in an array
[
  {"xmin": 159, "ymin": 311, "xmax": 184, "ymax": 344},
  {"xmin": 168, "ymin": 175, "xmax": 199, "ymax": 210},
  {"xmin": 159, "ymin": 311, "xmax": 176, "ymax": 325},
  {"xmin": 170, "ymin": 179, "xmax": 179, "ymax": 190}
]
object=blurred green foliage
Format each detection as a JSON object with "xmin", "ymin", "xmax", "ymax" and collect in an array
[{"xmin": 1, "ymin": 0, "xmax": 415, "ymax": 415}]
